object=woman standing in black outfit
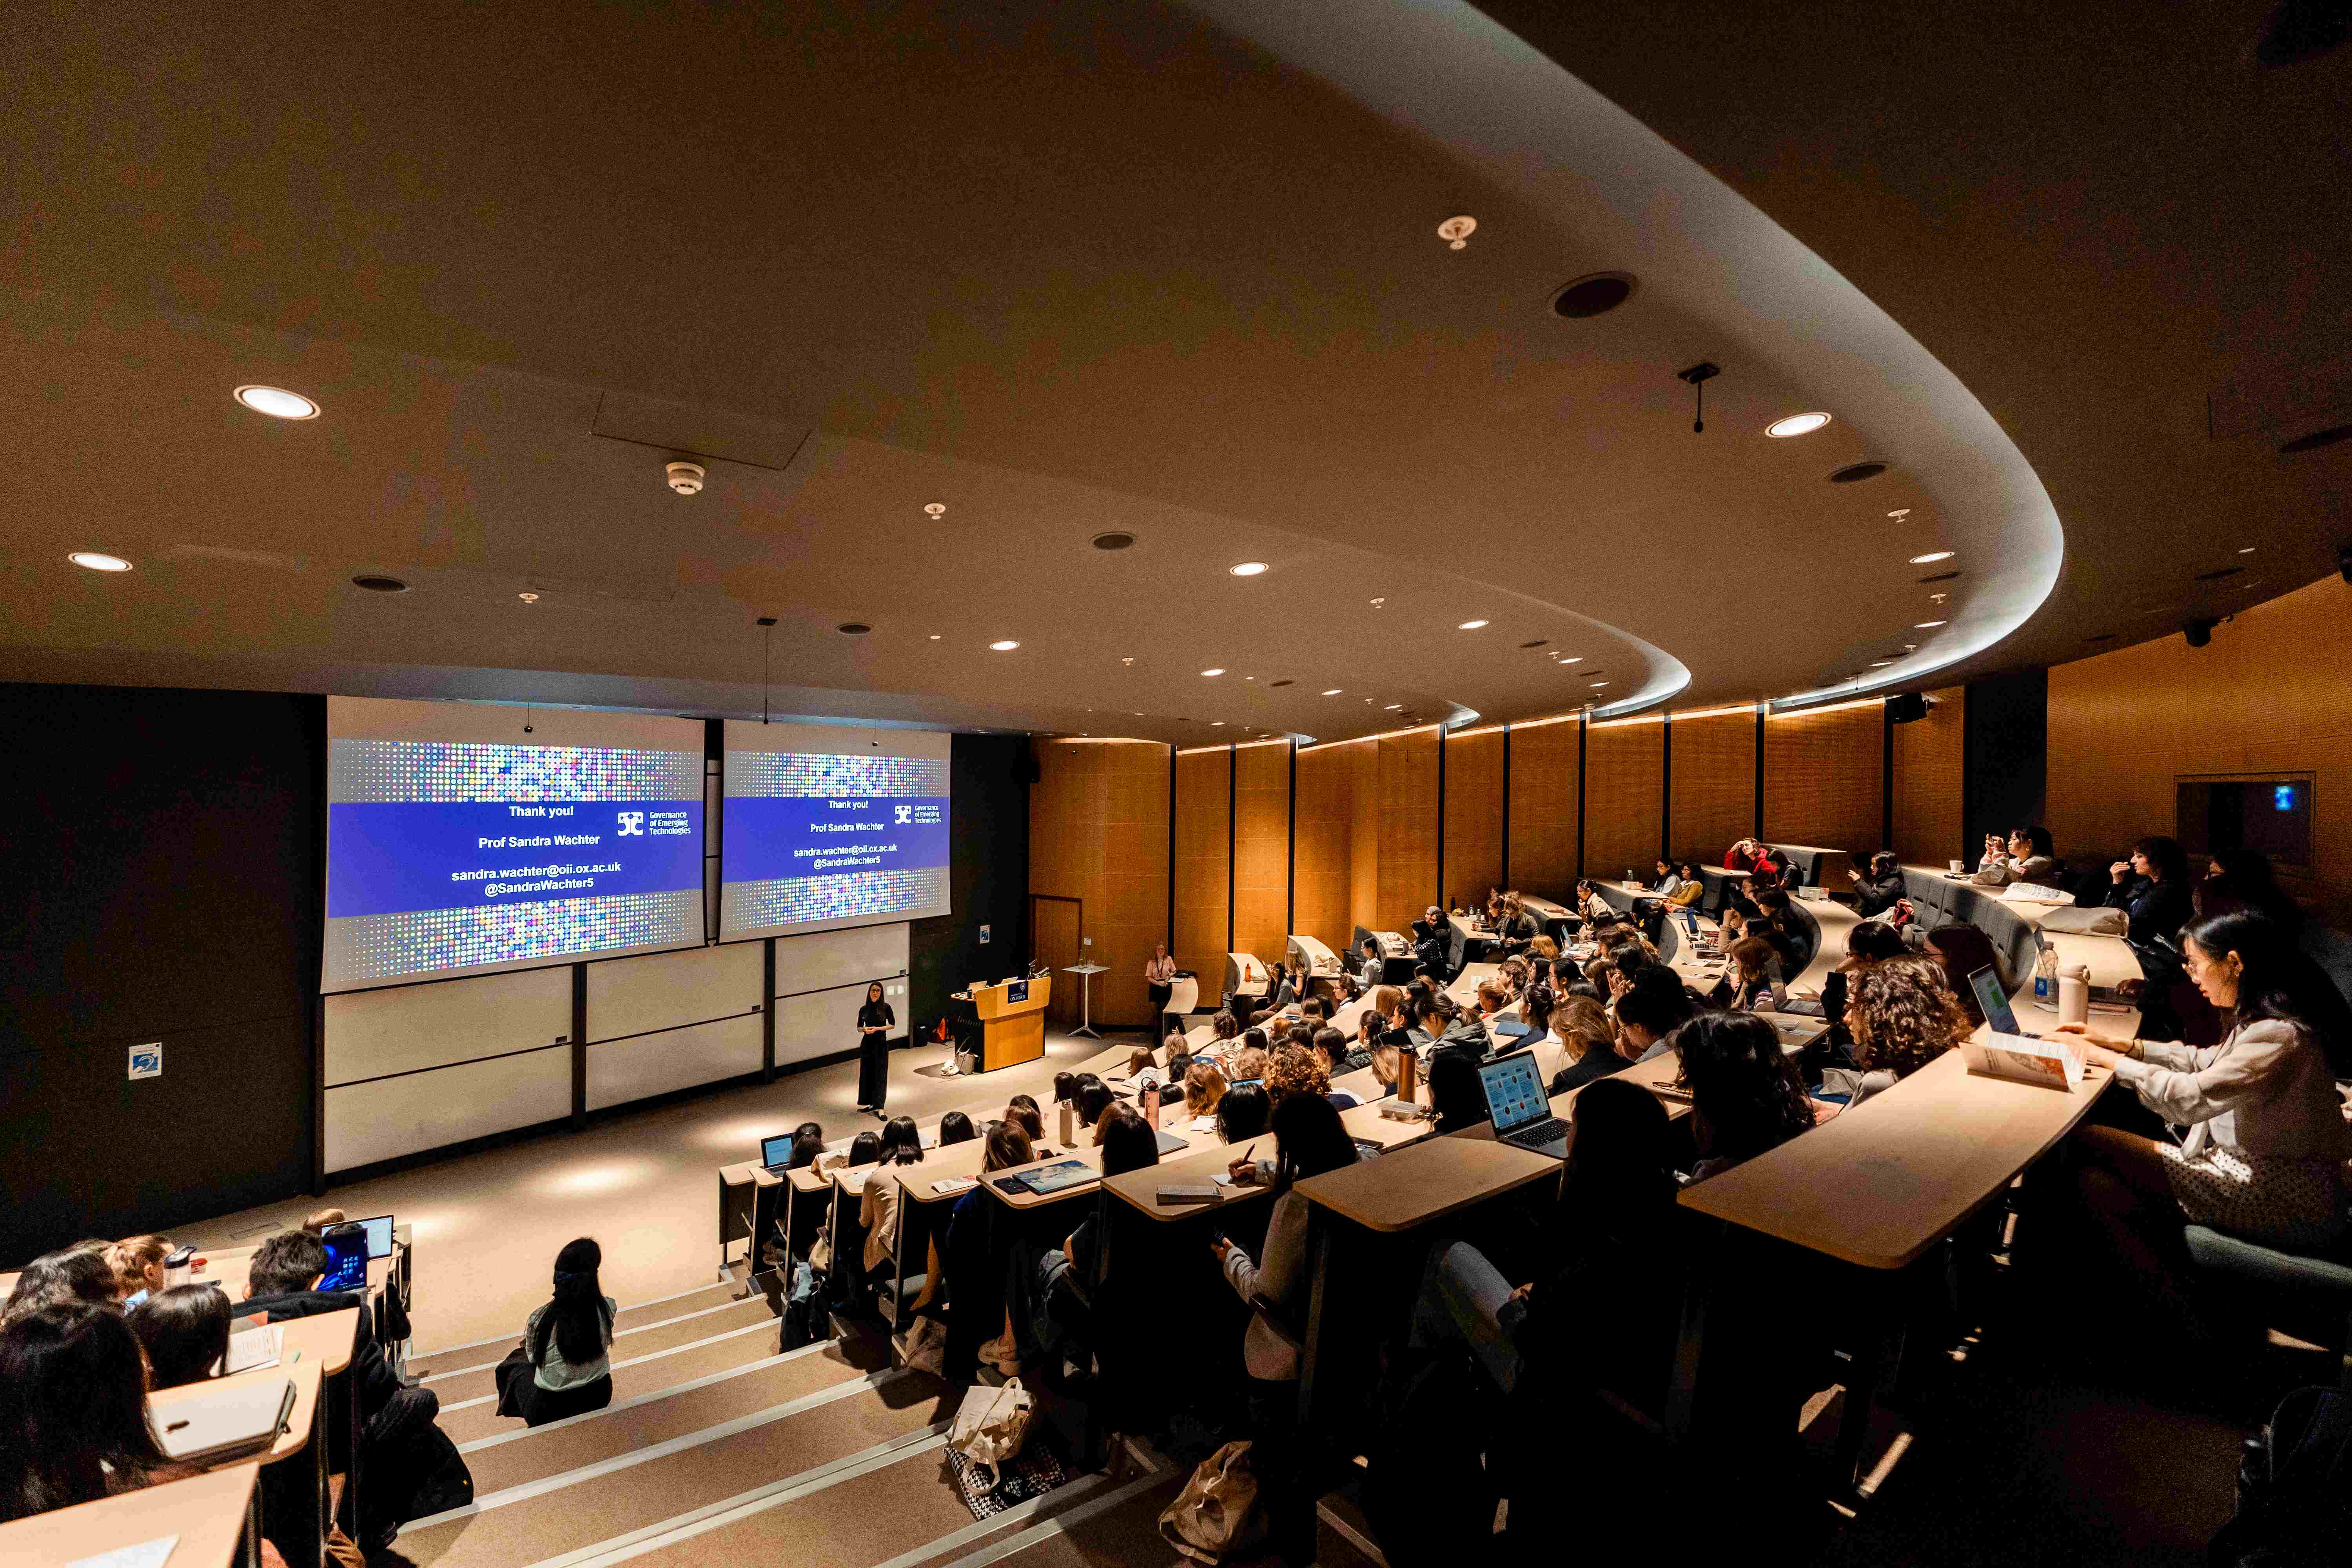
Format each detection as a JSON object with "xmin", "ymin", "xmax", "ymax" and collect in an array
[{"xmin": 855, "ymin": 981, "xmax": 895, "ymax": 1114}]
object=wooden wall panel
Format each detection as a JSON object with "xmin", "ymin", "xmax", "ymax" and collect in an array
[
  {"xmin": 1506, "ymin": 718, "xmax": 1581, "ymax": 893},
  {"xmin": 1349, "ymin": 740, "xmax": 1381, "ymax": 932},
  {"xmin": 1377, "ymin": 729, "xmax": 1442, "ymax": 933},
  {"xmin": 1583, "ymin": 719, "xmax": 1664, "ymax": 880},
  {"xmin": 1764, "ymin": 702, "xmax": 1887, "ymax": 857},
  {"xmin": 1172, "ymin": 747, "xmax": 1232, "ymax": 979},
  {"xmin": 1667, "ymin": 710, "xmax": 1756, "ymax": 866},
  {"xmin": 1292, "ymin": 742, "xmax": 1354, "ymax": 952},
  {"xmin": 1442, "ymin": 728, "xmax": 1506, "ymax": 911},
  {"xmin": 2049, "ymin": 574, "xmax": 2352, "ymax": 924},
  {"xmin": 1892, "ymin": 684, "xmax": 1965, "ymax": 868},
  {"xmin": 1232, "ymin": 741, "xmax": 1292, "ymax": 965},
  {"xmin": 1029, "ymin": 739, "xmax": 1170, "ymax": 1026}
]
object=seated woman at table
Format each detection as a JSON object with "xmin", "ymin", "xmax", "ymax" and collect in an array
[
  {"xmin": 1215, "ymin": 1081, "xmax": 1271, "ymax": 1143},
  {"xmin": 1035, "ymin": 1107, "xmax": 1163, "ymax": 1355},
  {"xmin": 126, "ymin": 1284, "xmax": 232, "ymax": 1389},
  {"xmin": 1226, "ymin": 1044, "xmax": 1270, "ymax": 1089},
  {"xmin": 1715, "ymin": 936, "xmax": 1789, "ymax": 1013},
  {"xmin": 1850, "ymin": 850, "xmax": 1907, "ymax": 918},
  {"xmin": 1181, "ymin": 1061, "xmax": 1229, "ymax": 1131},
  {"xmin": 2, "ymin": 1246, "xmax": 116, "ymax": 1327},
  {"xmin": 860, "ymin": 1117, "xmax": 927, "ymax": 1282},
  {"xmin": 1973, "ymin": 824, "xmax": 2060, "ymax": 887},
  {"xmin": 944, "ymin": 1122, "xmax": 1035, "ymax": 1381},
  {"xmin": 782, "ymin": 1121, "xmax": 827, "ymax": 1169},
  {"xmin": 1617, "ymin": 969, "xmax": 1697, "ymax": 1064},
  {"xmin": 1311, "ymin": 1029, "xmax": 1362, "ymax": 1107},
  {"xmin": 496, "ymin": 1237, "xmax": 617, "ymax": 1427},
  {"xmin": 2195, "ymin": 848, "xmax": 2302, "ymax": 932},
  {"xmin": 1676, "ymin": 1012, "xmax": 1819, "ymax": 1183},
  {"xmin": 1427, "ymin": 1047, "xmax": 1490, "ymax": 1133},
  {"xmin": 1748, "ymin": 886, "xmax": 1807, "ymax": 973},
  {"xmin": 938, "ymin": 1110, "xmax": 980, "ymax": 1146},
  {"xmin": 1409, "ymin": 1077, "xmax": 1677, "ymax": 1416},
  {"xmin": 1264, "ymin": 1042, "xmax": 1332, "ymax": 1112},
  {"xmin": 0, "ymin": 1304, "xmax": 290, "ymax": 1565},
  {"xmin": 1212, "ymin": 1094, "xmax": 1364, "ymax": 1563},
  {"xmin": 2057, "ymin": 911, "xmax": 2348, "ymax": 1323},
  {"xmin": 1547, "ymin": 996, "xmax": 1629, "ymax": 1095},
  {"xmin": 103, "ymin": 1234, "xmax": 174, "ymax": 1308},
  {"xmin": 2104, "ymin": 834, "xmax": 2196, "ymax": 946},
  {"xmin": 1815, "ymin": 956, "xmax": 1968, "ymax": 1112}
]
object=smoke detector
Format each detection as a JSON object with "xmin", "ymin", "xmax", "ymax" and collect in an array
[{"xmin": 666, "ymin": 461, "xmax": 706, "ymax": 496}]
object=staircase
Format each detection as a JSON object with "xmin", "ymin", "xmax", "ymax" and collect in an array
[{"xmin": 387, "ymin": 1275, "xmax": 1383, "ymax": 1568}]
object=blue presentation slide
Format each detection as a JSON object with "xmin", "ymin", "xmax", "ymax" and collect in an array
[
  {"xmin": 328, "ymin": 800, "xmax": 701, "ymax": 918},
  {"xmin": 322, "ymin": 733, "xmax": 706, "ymax": 989},
  {"xmin": 720, "ymin": 747, "xmax": 951, "ymax": 936}
]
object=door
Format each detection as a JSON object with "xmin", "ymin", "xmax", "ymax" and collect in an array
[{"xmin": 1031, "ymin": 895, "xmax": 1082, "ymax": 1028}]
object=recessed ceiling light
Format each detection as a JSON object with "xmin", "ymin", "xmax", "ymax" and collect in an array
[
  {"xmin": 1914, "ymin": 621, "xmax": 1945, "ymax": 629},
  {"xmin": 233, "ymin": 385, "xmax": 319, "ymax": 419},
  {"xmin": 1908, "ymin": 551, "xmax": 1955, "ymax": 564},
  {"xmin": 1269, "ymin": 679, "xmax": 1293, "ymax": 688},
  {"xmin": 1322, "ymin": 689, "xmax": 1343, "ymax": 696},
  {"xmin": 1559, "ymin": 656, "xmax": 1583, "ymax": 664},
  {"xmin": 1457, "ymin": 619, "xmax": 1488, "ymax": 630},
  {"xmin": 1385, "ymin": 704, "xmax": 1402, "ymax": 711},
  {"xmin": 1212, "ymin": 721, "xmax": 1225, "ymax": 726},
  {"xmin": 1869, "ymin": 659, "xmax": 1894, "ymax": 667},
  {"xmin": 1092, "ymin": 532, "xmax": 1136, "ymax": 551},
  {"xmin": 1766, "ymin": 412, "xmax": 1831, "ymax": 438},
  {"xmin": 68, "ymin": 551, "xmax": 132, "ymax": 572},
  {"xmin": 2237, "ymin": 546, "xmax": 2256, "ymax": 554},
  {"xmin": 1229, "ymin": 562, "xmax": 1269, "ymax": 577},
  {"xmin": 518, "ymin": 591, "xmax": 541, "ymax": 603},
  {"xmin": 989, "ymin": 640, "xmax": 1020, "ymax": 651},
  {"xmin": 931, "ymin": 634, "xmax": 942, "ymax": 640},
  {"xmin": 1590, "ymin": 681, "xmax": 1609, "ymax": 688},
  {"xmin": 351, "ymin": 574, "xmax": 408, "ymax": 593},
  {"xmin": 1201, "ymin": 668, "xmax": 1225, "ymax": 677},
  {"xmin": 1519, "ymin": 639, "xmax": 1549, "ymax": 649},
  {"xmin": 1830, "ymin": 461, "xmax": 1889, "ymax": 484},
  {"xmin": 837, "ymin": 622, "xmax": 870, "ymax": 634}
]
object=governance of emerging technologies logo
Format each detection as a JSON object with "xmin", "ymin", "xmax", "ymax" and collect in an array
[
  {"xmin": 616, "ymin": 810, "xmax": 646, "ymax": 835},
  {"xmin": 893, "ymin": 804, "xmax": 913, "ymax": 824}
]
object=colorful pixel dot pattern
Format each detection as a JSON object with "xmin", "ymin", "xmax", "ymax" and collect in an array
[
  {"xmin": 330, "ymin": 739, "xmax": 701, "ymax": 805},
  {"xmin": 728, "ymin": 752, "xmax": 946, "ymax": 799}
]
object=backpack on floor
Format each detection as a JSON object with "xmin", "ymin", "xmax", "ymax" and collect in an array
[
  {"xmin": 779, "ymin": 1259, "xmax": 824, "ymax": 1351},
  {"xmin": 2210, "ymin": 1386, "xmax": 2352, "ymax": 1568}
]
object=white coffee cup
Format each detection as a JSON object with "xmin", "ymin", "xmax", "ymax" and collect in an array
[{"xmin": 1948, "ymin": 859, "xmax": 1965, "ymax": 873}]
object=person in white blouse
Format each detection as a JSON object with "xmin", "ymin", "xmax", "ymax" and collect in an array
[
  {"xmin": 2058, "ymin": 911, "xmax": 2348, "ymax": 1322},
  {"xmin": 1145, "ymin": 943, "xmax": 1178, "ymax": 1032}
]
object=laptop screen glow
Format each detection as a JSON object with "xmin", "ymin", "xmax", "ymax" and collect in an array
[
  {"xmin": 1970, "ymin": 966, "xmax": 2024, "ymax": 1036},
  {"xmin": 760, "ymin": 1133, "xmax": 797, "ymax": 1167},
  {"xmin": 1477, "ymin": 1051, "xmax": 1550, "ymax": 1134}
]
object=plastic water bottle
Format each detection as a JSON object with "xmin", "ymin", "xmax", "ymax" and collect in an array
[
  {"xmin": 2058, "ymin": 964, "xmax": 2091, "ymax": 1028},
  {"xmin": 2033, "ymin": 942, "xmax": 2057, "ymax": 1006}
]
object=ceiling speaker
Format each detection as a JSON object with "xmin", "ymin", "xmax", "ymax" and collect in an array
[{"xmin": 1887, "ymin": 693, "xmax": 1929, "ymax": 724}]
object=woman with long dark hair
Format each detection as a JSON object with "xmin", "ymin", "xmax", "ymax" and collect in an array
[
  {"xmin": 860, "ymin": 1116, "xmax": 926, "ymax": 1276},
  {"xmin": 1674, "ymin": 1011, "xmax": 1818, "ymax": 1181},
  {"xmin": 496, "ymin": 1237, "xmax": 617, "ymax": 1426},
  {"xmin": 127, "ymin": 1283, "xmax": 233, "ymax": 1390},
  {"xmin": 855, "ymin": 980, "xmax": 896, "ymax": 1114},
  {"xmin": 2104, "ymin": 835, "xmax": 2195, "ymax": 947},
  {"xmin": 0, "ymin": 1304, "xmax": 196, "ymax": 1523},
  {"xmin": 2059, "ymin": 912, "xmax": 2348, "ymax": 1323}
]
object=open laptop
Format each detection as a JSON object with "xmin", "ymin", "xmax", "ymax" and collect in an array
[
  {"xmin": 759, "ymin": 1132, "xmax": 801, "ymax": 1174},
  {"xmin": 1475, "ymin": 1051, "xmax": 1570, "ymax": 1159},
  {"xmin": 1968, "ymin": 966, "xmax": 2040, "ymax": 1039}
]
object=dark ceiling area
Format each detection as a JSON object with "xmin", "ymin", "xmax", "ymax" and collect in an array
[{"xmin": 1, "ymin": 0, "xmax": 2343, "ymax": 742}]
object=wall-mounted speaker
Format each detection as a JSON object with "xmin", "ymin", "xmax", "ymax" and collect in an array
[{"xmin": 1887, "ymin": 692, "xmax": 1929, "ymax": 724}]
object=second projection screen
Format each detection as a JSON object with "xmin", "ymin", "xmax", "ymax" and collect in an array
[{"xmin": 720, "ymin": 722, "xmax": 951, "ymax": 940}]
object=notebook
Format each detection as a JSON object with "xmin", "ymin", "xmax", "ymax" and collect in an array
[{"xmin": 147, "ymin": 1376, "xmax": 296, "ymax": 1466}]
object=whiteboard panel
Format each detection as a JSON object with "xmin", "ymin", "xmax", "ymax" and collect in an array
[
  {"xmin": 324, "ymin": 965, "xmax": 572, "ymax": 1086},
  {"xmin": 773, "ymin": 923, "xmax": 910, "ymax": 1002},
  {"xmin": 586, "ymin": 1015, "xmax": 762, "ymax": 1111},
  {"xmin": 586, "ymin": 942, "xmax": 761, "ymax": 1044},
  {"xmin": 325, "ymin": 1046, "xmax": 570, "ymax": 1172},
  {"xmin": 773, "ymin": 977, "xmax": 911, "ymax": 1067}
]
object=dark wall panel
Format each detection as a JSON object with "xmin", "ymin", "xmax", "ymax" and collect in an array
[
  {"xmin": 1964, "ymin": 669, "xmax": 2049, "ymax": 850},
  {"xmin": 908, "ymin": 733, "xmax": 1030, "ymax": 1033},
  {"xmin": 0, "ymin": 684, "xmax": 321, "ymax": 1263}
]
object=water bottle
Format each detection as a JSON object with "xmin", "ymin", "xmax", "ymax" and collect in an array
[
  {"xmin": 2058, "ymin": 964, "xmax": 2091, "ymax": 1028},
  {"xmin": 1057, "ymin": 1099, "xmax": 1075, "ymax": 1147},
  {"xmin": 2033, "ymin": 941, "xmax": 2057, "ymax": 1005}
]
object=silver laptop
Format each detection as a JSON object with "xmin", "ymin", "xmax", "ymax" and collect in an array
[{"xmin": 1476, "ymin": 1051, "xmax": 1570, "ymax": 1160}]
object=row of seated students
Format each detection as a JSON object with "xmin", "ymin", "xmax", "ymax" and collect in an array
[{"xmin": 0, "ymin": 1212, "xmax": 463, "ymax": 1560}]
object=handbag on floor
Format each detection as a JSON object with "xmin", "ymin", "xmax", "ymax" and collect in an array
[
  {"xmin": 946, "ymin": 1376, "xmax": 1035, "ymax": 1492},
  {"xmin": 901, "ymin": 1313, "xmax": 948, "ymax": 1376},
  {"xmin": 1158, "ymin": 1440, "xmax": 1264, "ymax": 1564}
]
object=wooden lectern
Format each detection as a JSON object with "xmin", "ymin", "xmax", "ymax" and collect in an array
[{"xmin": 970, "ymin": 976, "xmax": 1051, "ymax": 1071}]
